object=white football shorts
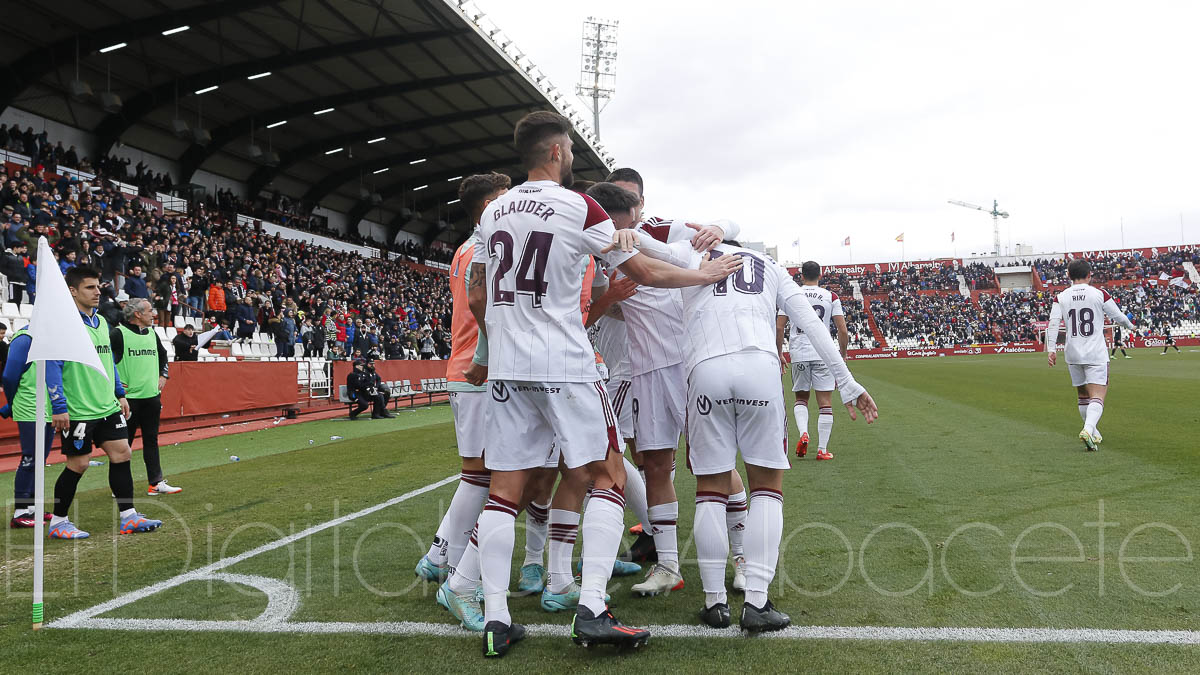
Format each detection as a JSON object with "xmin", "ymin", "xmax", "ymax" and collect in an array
[
  {"xmin": 483, "ymin": 380, "xmax": 618, "ymax": 471},
  {"xmin": 630, "ymin": 362, "xmax": 686, "ymax": 450},
  {"xmin": 686, "ymin": 350, "xmax": 789, "ymax": 476},
  {"xmin": 449, "ymin": 391, "xmax": 486, "ymax": 459},
  {"xmin": 1069, "ymin": 363, "xmax": 1109, "ymax": 387},
  {"xmin": 791, "ymin": 359, "xmax": 835, "ymax": 392},
  {"xmin": 607, "ymin": 379, "xmax": 633, "ymax": 442}
]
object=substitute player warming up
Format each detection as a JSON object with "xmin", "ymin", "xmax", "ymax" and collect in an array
[{"xmin": 1045, "ymin": 259, "xmax": 1135, "ymax": 451}]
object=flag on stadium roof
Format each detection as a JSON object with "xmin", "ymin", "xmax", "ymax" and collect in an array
[
  {"xmin": 895, "ymin": 233, "xmax": 904, "ymax": 242},
  {"xmin": 951, "ymin": 232, "xmax": 955, "ymax": 242},
  {"xmin": 842, "ymin": 237, "xmax": 850, "ymax": 246}
]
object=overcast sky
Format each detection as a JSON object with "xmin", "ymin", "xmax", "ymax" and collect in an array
[{"xmin": 475, "ymin": 0, "xmax": 1200, "ymax": 265}]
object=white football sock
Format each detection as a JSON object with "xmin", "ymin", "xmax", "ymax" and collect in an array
[
  {"xmin": 427, "ymin": 470, "xmax": 489, "ymax": 567},
  {"xmin": 547, "ymin": 508, "xmax": 580, "ymax": 593},
  {"xmin": 580, "ymin": 487, "xmax": 625, "ymax": 616},
  {"xmin": 448, "ymin": 526, "xmax": 481, "ymax": 595},
  {"xmin": 1077, "ymin": 397, "xmax": 1089, "ymax": 422},
  {"xmin": 744, "ymin": 489, "xmax": 784, "ymax": 609},
  {"xmin": 1084, "ymin": 399, "xmax": 1104, "ymax": 436},
  {"xmin": 648, "ymin": 502, "xmax": 680, "ymax": 570},
  {"xmin": 522, "ymin": 500, "xmax": 550, "ymax": 567},
  {"xmin": 726, "ymin": 490, "xmax": 747, "ymax": 558},
  {"xmin": 695, "ymin": 492, "xmax": 729, "ymax": 608},
  {"xmin": 793, "ymin": 401, "xmax": 808, "ymax": 436},
  {"xmin": 477, "ymin": 496, "xmax": 518, "ymax": 625},
  {"xmin": 623, "ymin": 457, "xmax": 651, "ymax": 532},
  {"xmin": 817, "ymin": 407, "xmax": 834, "ymax": 450}
]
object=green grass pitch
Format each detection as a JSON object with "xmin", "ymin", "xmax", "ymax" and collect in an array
[{"xmin": 3, "ymin": 349, "xmax": 1198, "ymax": 673}]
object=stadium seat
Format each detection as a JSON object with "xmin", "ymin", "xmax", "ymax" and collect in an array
[
  {"xmin": 174, "ymin": 315, "xmax": 186, "ymax": 329},
  {"xmin": 2, "ymin": 302, "xmax": 18, "ymax": 317},
  {"xmin": 19, "ymin": 304, "xmax": 33, "ymax": 319}
]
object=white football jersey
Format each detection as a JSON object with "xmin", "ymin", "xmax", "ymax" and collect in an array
[
  {"xmin": 642, "ymin": 237, "xmax": 867, "ymax": 404},
  {"xmin": 1048, "ymin": 283, "xmax": 1134, "ymax": 365},
  {"xmin": 615, "ymin": 216, "xmax": 740, "ymax": 376},
  {"xmin": 788, "ymin": 285, "xmax": 843, "ymax": 362},
  {"xmin": 472, "ymin": 180, "xmax": 634, "ymax": 382},
  {"xmin": 646, "ymin": 241, "xmax": 796, "ymax": 373},
  {"xmin": 590, "ymin": 315, "xmax": 631, "ymax": 382}
]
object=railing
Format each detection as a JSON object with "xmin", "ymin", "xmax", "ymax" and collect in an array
[
  {"xmin": 236, "ymin": 214, "xmax": 381, "ymax": 259},
  {"xmin": 111, "ymin": 179, "xmax": 138, "ymax": 196},
  {"xmin": 157, "ymin": 192, "xmax": 187, "ymax": 213},
  {"xmin": 0, "ymin": 150, "xmax": 30, "ymax": 166}
]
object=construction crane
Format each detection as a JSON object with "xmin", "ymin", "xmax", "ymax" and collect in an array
[{"xmin": 948, "ymin": 199, "xmax": 1008, "ymax": 256}]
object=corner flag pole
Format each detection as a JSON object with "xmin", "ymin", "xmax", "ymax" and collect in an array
[
  {"xmin": 32, "ymin": 360, "xmax": 45, "ymax": 630},
  {"xmin": 26, "ymin": 236, "xmax": 107, "ymax": 631}
]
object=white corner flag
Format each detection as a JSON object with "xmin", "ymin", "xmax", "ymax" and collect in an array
[{"xmin": 26, "ymin": 237, "xmax": 107, "ymax": 630}]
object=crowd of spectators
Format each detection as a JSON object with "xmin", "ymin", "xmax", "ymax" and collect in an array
[
  {"xmin": 961, "ymin": 262, "xmax": 997, "ymax": 290},
  {"xmin": 1035, "ymin": 249, "xmax": 1199, "ymax": 287},
  {"xmin": 974, "ymin": 291, "xmax": 1053, "ymax": 343},
  {"xmin": 858, "ymin": 263, "xmax": 959, "ymax": 294},
  {"xmin": 870, "ymin": 291, "xmax": 981, "ymax": 347},
  {"xmin": 1110, "ymin": 283, "xmax": 1199, "ymax": 336},
  {"xmin": 1, "ymin": 150, "xmax": 456, "ymax": 362}
]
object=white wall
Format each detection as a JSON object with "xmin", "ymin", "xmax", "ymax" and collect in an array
[
  {"xmin": 0, "ymin": 108, "xmax": 91, "ymax": 156},
  {"xmin": 192, "ymin": 169, "xmax": 247, "ymax": 200},
  {"xmin": 313, "ymin": 206, "xmax": 349, "ymax": 235}
]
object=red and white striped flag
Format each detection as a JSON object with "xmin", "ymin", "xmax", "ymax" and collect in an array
[
  {"xmin": 951, "ymin": 232, "xmax": 955, "ymax": 242},
  {"xmin": 842, "ymin": 236, "xmax": 850, "ymax": 246}
]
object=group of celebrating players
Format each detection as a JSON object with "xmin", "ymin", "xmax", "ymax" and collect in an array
[{"xmin": 411, "ymin": 110, "xmax": 878, "ymax": 658}]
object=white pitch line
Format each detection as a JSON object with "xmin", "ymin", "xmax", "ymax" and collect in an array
[
  {"xmin": 49, "ymin": 475, "xmax": 458, "ymax": 628},
  {"xmin": 54, "ymin": 618, "xmax": 1200, "ymax": 645},
  {"xmin": 48, "ymin": 473, "xmax": 1200, "ymax": 646}
]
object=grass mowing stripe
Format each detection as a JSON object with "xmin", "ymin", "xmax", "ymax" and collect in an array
[{"xmin": 48, "ymin": 474, "xmax": 457, "ymax": 628}]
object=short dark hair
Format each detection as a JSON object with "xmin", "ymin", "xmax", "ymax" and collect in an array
[
  {"xmin": 801, "ymin": 261, "xmax": 821, "ymax": 281},
  {"xmin": 513, "ymin": 111, "xmax": 571, "ymax": 171},
  {"xmin": 569, "ymin": 179, "xmax": 596, "ymax": 194},
  {"xmin": 605, "ymin": 168, "xmax": 643, "ymax": 195},
  {"xmin": 1067, "ymin": 259, "xmax": 1090, "ymax": 281},
  {"xmin": 64, "ymin": 265, "xmax": 100, "ymax": 288},
  {"xmin": 457, "ymin": 172, "xmax": 512, "ymax": 220},
  {"xmin": 586, "ymin": 182, "xmax": 640, "ymax": 216}
]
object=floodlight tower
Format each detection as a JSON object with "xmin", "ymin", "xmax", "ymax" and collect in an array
[
  {"xmin": 948, "ymin": 199, "xmax": 1009, "ymax": 256},
  {"xmin": 576, "ymin": 16, "xmax": 618, "ymax": 139}
]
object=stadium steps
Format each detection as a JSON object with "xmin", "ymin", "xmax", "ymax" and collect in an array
[
  {"xmin": 956, "ymin": 274, "xmax": 970, "ymax": 297},
  {"xmin": 1185, "ymin": 261, "xmax": 1200, "ymax": 284},
  {"xmin": 851, "ymin": 280, "xmax": 864, "ymax": 301},
  {"xmin": 860, "ymin": 299, "xmax": 890, "ymax": 348}
]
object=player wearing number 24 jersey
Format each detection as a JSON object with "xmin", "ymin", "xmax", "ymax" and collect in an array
[
  {"xmin": 1045, "ymin": 259, "xmax": 1135, "ymax": 451},
  {"xmin": 465, "ymin": 111, "xmax": 741, "ymax": 658}
]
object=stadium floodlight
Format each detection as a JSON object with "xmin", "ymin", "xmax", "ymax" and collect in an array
[
  {"xmin": 413, "ymin": 184, "xmax": 428, "ymax": 191},
  {"xmin": 447, "ymin": 175, "xmax": 463, "ymax": 181},
  {"xmin": 373, "ymin": 168, "xmax": 389, "ymax": 174},
  {"xmin": 99, "ymin": 42, "xmax": 127, "ymax": 53},
  {"xmin": 247, "ymin": 71, "xmax": 271, "ymax": 80},
  {"xmin": 409, "ymin": 158, "xmax": 427, "ymax": 165},
  {"xmin": 194, "ymin": 85, "xmax": 218, "ymax": 95},
  {"xmin": 162, "ymin": 25, "xmax": 190, "ymax": 36},
  {"xmin": 447, "ymin": 198, "xmax": 460, "ymax": 204},
  {"xmin": 576, "ymin": 17, "xmax": 617, "ymax": 140},
  {"xmin": 313, "ymin": 107, "xmax": 335, "ymax": 115},
  {"xmin": 367, "ymin": 137, "xmax": 386, "ymax": 144},
  {"xmin": 324, "ymin": 147, "xmax": 343, "ymax": 155},
  {"xmin": 266, "ymin": 120, "xmax": 287, "ymax": 129}
]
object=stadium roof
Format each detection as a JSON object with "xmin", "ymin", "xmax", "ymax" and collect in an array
[{"xmin": 0, "ymin": 0, "xmax": 614, "ymax": 243}]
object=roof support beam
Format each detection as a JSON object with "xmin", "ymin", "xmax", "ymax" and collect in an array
[
  {"xmin": 176, "ymin": 70, "xmax": 509, "ymax": 185},
  {"xmin": 0, "ymin": 0, "xmax": 283, "ymax": 113},
  {"xmin": 244, "ymin": 102, "xmax": 532, "ymax": 197},
  {"xmin": 92, "ymin": 29, "xmax": 469, "ymax": 158},
  {"xmin": 300, "ymin": 134, "xmax": 511, "ymax": 206}
]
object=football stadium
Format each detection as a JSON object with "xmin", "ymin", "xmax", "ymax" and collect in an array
[{"xmin": 2, "ymin": 1, "xmax": 1199, "ymax": 672}]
